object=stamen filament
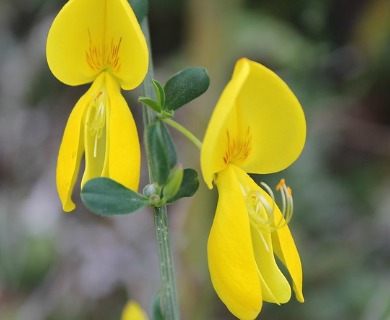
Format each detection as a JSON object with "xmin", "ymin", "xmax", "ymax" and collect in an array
[
  {"xmin": 92, "ymin": 101, "xmax": 105, "ymax": 157},
  {"xmin": 260, "ymin": 182, "xmax": 276, "ymax": 223},
  {"xmin": 275, "ymin": 179, "xmax": 294, "ymax": 227},
  {"xmin": 93, "ymin": 136, "xmax": 98, "ymax": 158},
  {"xmin": 87, "ymin": 90, "xmax": 106, "ymax": 158},
  {"xmin": 244, "ymin": 179, "xmax": 294, "ymax": 239}
]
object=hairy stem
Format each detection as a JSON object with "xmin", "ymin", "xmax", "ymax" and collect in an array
[{"xmin": 141, "ymin": 18, "xmax": 180, "ymax": 320}]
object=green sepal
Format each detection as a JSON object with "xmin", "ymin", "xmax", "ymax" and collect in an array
[
  {"xmin": 162, "ymin": 165, "xmax": 184, "ymax": 202},
  {"xmin": 166, "ymin": 168, "xmax": 199, "ymax": 203},
  {"xmin": 164, "ymin": 67, "xmax": 210, "ymax": 111},
  {"xmin": 159, "ymin": 121, "xmax": 177, "ymax": 168},
  {"xmin": 139, "ymin": 97, "xmax": 161, "ymax": 113},
  {"xmin": 151, "ymin": 290, "xmax": 164, "ymax": 320},
  {"xmin": 129, "ymin": 0, "xmax": 148, "ymax": 23},
  {"xmin": 81, "ymin": 178, "xmax": 151, "ymax": 215},
  {"xmin": 145, "ymin": 122, "xmax": 171, "ymax": 186}
]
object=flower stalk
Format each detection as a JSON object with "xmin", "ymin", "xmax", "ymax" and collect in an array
[
  {"xmin": 141, "ymin": 18, "xmax": 180, "ymax": 320},
  {"xmin": 162, "ymin": 118, "xmax": 202, "ymax": 150}
]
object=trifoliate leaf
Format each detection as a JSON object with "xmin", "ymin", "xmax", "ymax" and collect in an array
[
  {"xmin": 81, "ymin": 178, "xmax": 151, "ymax": 215},
  {"xmin": 164, "ymin": 67, "xmax": 210, "ymax": 111}
]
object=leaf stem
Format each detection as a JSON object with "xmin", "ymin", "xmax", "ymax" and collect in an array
[
  {"xmin": 140, "ymin": 18, "xmax": 180, "ymax": 320},
  {"xmin": 162, "ymin": 118, "xmax": 202, "ymax": 150}
]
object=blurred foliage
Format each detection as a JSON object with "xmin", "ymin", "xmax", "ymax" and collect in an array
[{"xmin": 1, "ymin": 0, "xmax": 390, "ymax": 319}]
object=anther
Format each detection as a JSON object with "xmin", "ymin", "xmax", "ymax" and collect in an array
[{"xmin": 276, "ymin": 178, "xmax": 286, "ymax": 191}]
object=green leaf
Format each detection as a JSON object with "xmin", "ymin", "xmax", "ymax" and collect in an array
[
  {"xmin": 81, "ymin": 178, "xmax": 151, "ymax": 215},
  {"xmin": 145, "ymin": 122, "xmax": 170, "ymax": 185},
  {"xmin": 162, "ymin": 165, "xmax": 184, "ymax": 202},
  {"xmin": 159, "ymin": 121, "xmax": 177, "ymax": 168},
  {"xmin": 151, "ymin": 290, "xmax": 164, "ymax": 320},
  {"xmin": 139, "ymin": 97, "xmax": 161, "ymax": 113},
  {"xmin": 152, "ymin": 79, "xmax": 166, "ymax": 108},
  {"xmin": 166, "ymin": 168, "xmax": 199, "ymax": 203},
  {"xmin": 129, "ymin": 0, "xmax": 148, "ymax": 23},
  {"xmin": 164, "ymin": 67, "xmax": 210, "ymax": 111}
]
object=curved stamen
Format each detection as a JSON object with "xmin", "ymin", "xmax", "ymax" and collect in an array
[
  {"xmin": 243, "ymin": 179, "xmax": 294, "ymax": 238},
  {"xmin": 275, "ymin": 179, "xmax": 294, "ymax": 228}
]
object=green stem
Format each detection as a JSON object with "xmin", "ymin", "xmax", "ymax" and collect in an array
[
  {"xmin": 162, "ymin": 118, "xmax": 202, "ymax": 150},
  {"xmin": 141, "ymin": 18, "xmax": 180, "ymax": 320},
  {"xmin": 153, "ymin": 206, "xmax": 179, "ymax": 320}
]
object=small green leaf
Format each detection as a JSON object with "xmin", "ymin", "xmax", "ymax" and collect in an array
[
  {"xmin": 159, "ymin": 121, "xmax": 177, "ymax": 168},
  {"xmin": 145, "ymin": 122, "xmax": 170, "ymax": 185},
  {"xmin": 162, "ymin": 165, "xmax": 184, "ymax": 202},
  {"xmin": 139, "ymin": 97, "xmax": 161, "ymax": 113},
  {"xmin": 164, "ymin": 67, "xmax": 210, "ymax": 111},
  {"xmin": 81, "ymin": 178, "xmax": 151, "ymax": 215},
  {"xmin": 129, "ymin": 0, "xmax": 148, "ymax": 23},
  {"xmin": 152, "ymin": 79, "xmax": 166, "ymax": 108},
  {"xmin": 167, "ymin": 168, "xmax": 199, "ymax": 203},
  {"xmin": 151, "ymin": 290, "xmax": 164, "ymax": 320}
]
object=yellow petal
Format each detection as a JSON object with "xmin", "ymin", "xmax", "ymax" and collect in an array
[
  {"xmin": 272, "ymin": 218, "xmax": 305, "ymax": 302},
  {"xmin": 251, "ymin": 225, "xmax": 291, "ymax": 304},
  {"xmin": 105, "ymin": 74, "xmax": 140, "ymax": 191},
  {"xmin": 201, "ymin": 64, "xmax": 247, "ymax": 188},
  {"xmin": 201, "ymin": 58, "xmax": 306, "ymax": 188},
  {"xmin": 46, "ymin": 0, "xmax": 148, "ymax": 89},
  {"xmin": 233, "ymin": 58, "xmax": 306, "ymax": 174},
  {"xmin": 121, "ymin": 300, "xmax": 148, "ymax": 320},
  {"xmin": 56, "ymin": 89, "xmax": 89, "ymax": 212},
  {"xmin": 209, "ymin": 164, "xmax": 262, "ymax": 320},
  {"xmin": 233, "ymin": 166, "xmax": 292, "ymax": 304},
  {"xmin": 104, "ymin": 0, "xmax": 149, "ymax": 89}
]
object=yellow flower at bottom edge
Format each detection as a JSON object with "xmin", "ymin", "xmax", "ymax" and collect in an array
[
  {"xmin": 121, "ymin": 300, "xmax": 148, "ymax": 320},
  {"xmin": 201, "ymin": 58, "xmax": 306, "ymax": 320},
  {"xmin": 46, "ymin": 0, "xmax": 148, "ymax": 212}
]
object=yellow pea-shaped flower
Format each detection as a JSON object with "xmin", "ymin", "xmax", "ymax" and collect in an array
[
  {"xmin": 46, "ymin": 0, "xmax": 148, "ymax": 212},
  {"xmin": 201, "ymin": 58, "xmax": 305, "ymax": 319}
]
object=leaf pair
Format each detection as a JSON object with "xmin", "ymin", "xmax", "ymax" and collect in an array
[{"xmin": 81, "ymin": 168, "xmax": 199, "ymax": 216}]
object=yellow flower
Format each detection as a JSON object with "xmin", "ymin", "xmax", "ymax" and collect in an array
[
  {"xmin": 201, "ymin": 58, "xmax": 306, "ymax": 320},
  {"xmin": 121, "ymin": 300, "xmax": 148, "ymax": 320},
  {"xmin": 46, "ymin": 0, "xmax": 148, "ymax": 212}
]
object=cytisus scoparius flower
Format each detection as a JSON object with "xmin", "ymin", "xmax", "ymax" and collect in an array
[
  {"xmin": 46, "ymin": 0, "xmax": 148, "ymax": 211},
  {"xmin": 201, "ymin": 58, "xmax": 306, "ymax": 320}
]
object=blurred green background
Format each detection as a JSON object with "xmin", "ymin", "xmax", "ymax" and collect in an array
[{"xmin": 1, "ymin": 0, "xmax": 390, "ymax": 319}]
